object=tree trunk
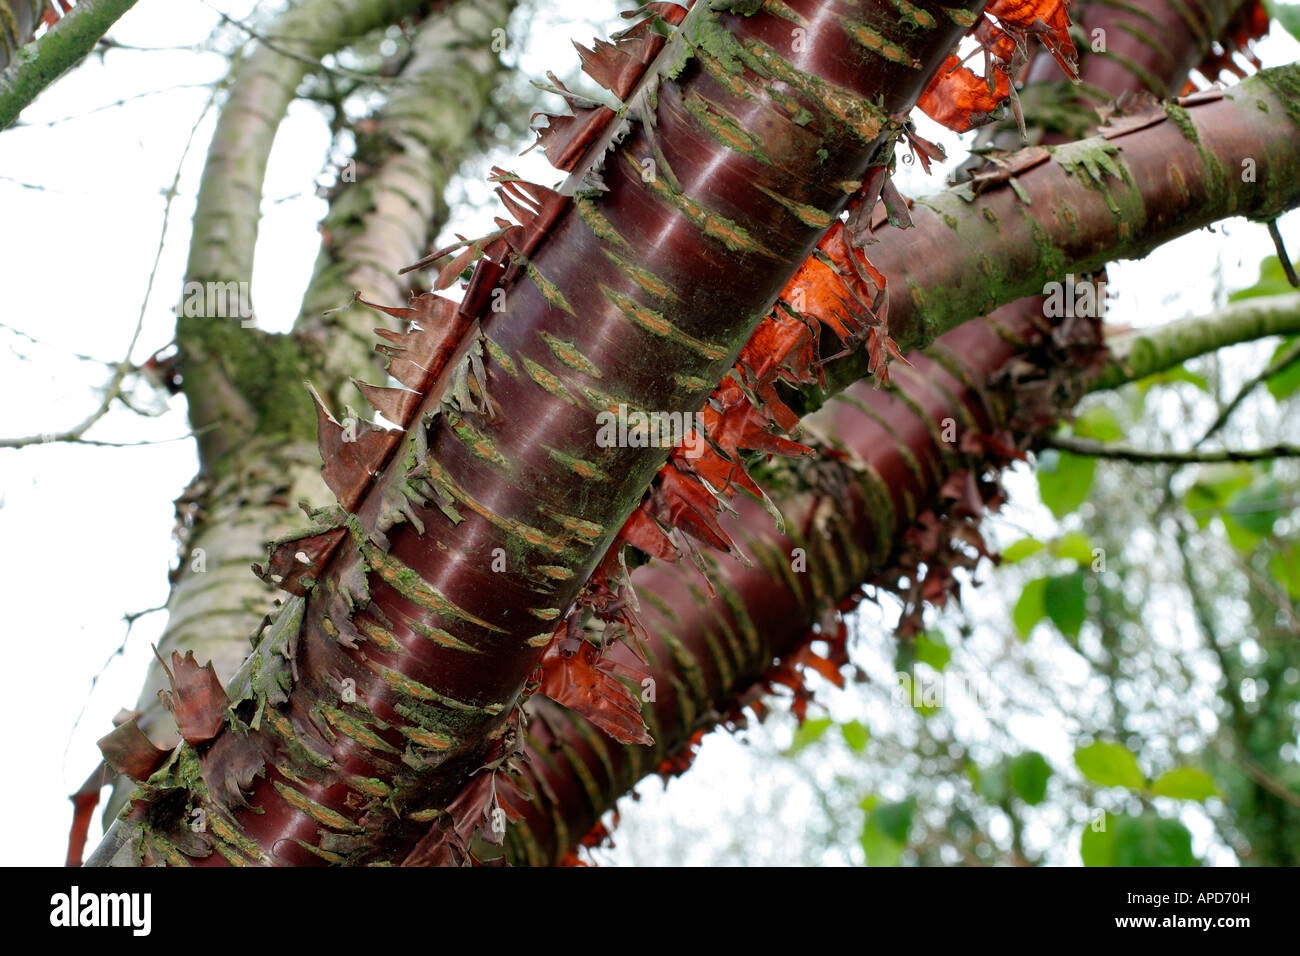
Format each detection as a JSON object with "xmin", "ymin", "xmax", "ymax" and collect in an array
[
  {"xmin": 97, "ymin": 0, "xmax": 517, "ymax": 826},
  {"xmin": 90, "ymin": 0, "xmax": 994, "ymax": 866},
  {"xmin": 81, "ymin": 0, "xmax": 1299, "ymax": 868}
]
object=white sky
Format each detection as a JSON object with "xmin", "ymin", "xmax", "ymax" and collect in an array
[{"xmin": 0, "ymin": 0, "xmax": 1296, "ymax": 866}]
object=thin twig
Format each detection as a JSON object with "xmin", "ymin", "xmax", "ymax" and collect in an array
[
  {"xmin": 1267, "ymin": 220, "xmax": 1300, "ymax": 288},
  {"xmin": 1045, "ymin": 435, "xmax": 1300, "ymax": 464},
  {"xmin": 16, "ymin": 81, "xmax": 213, "ymax": 127},
  {"xmin": 1199, "ymin": 336, "xmax": 1300, "ymax": 445},
  {"xmin": 0, "ymin": 430, "xmax": 208, "ymax": 448},
  {"xmin": 198, "ymin": 0, "xmax": 407, "ymax": 86},
  {"xmin": 63, "ymin": 602, "xmax": 168, "ymax": 764},
  {"xmin": 0, "ymin": 320, "xmax": 109, "ymax": 365},
  {"xmin": 1, "ymin": 81, "xmax": 220, "ymax": 449}
]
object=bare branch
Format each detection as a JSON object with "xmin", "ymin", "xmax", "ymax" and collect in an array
[
  {"xmin": 1267, "ymin": 219, "xmax": 1300, "ymax": 288},
  {"xmin": 196, "ymin": 0, "xmax": 410, "ymax": 87},
  {"xmin": 0, "ymin": 78, "xmax": 219, "ymax": 449},
  {"xmin": 1092, "ymin": 293, "xmax": 1300, "ymax": 392},
  {"xmin": 16, "ymin": 80, "xmax": 213, "ymax": 127},
  {"xmin": 1045, "ymin": 434, "xmax": 1300, "ymax": 464}
]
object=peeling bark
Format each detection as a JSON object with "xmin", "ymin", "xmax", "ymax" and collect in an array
[
  {"xmin": 90, "ymin": 0, "xmax": 990, "ymax": 867},
  {"xmin": 504, "ymin": 287, "xmax": 1300, "ymax": 862},
  {"xmin": 96, "ymin": 0, "xmax": 515, "ymax": 831},
  {"xmin": 447, "ymin": 6, "xmax": 1288, "ymax": 862},
  {"xmin": 495, "ymin": 305, "xmax": 1104, "ymax": 865},
  {"xmin": 79, "ymin": 2, "xmax": 1300, "ymax": 869},
  {"xmin": 803, "ymin": 68, "xmax": 1300, "ymax": 408}
]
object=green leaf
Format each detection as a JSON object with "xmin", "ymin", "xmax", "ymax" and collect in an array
[
  {"xmin": 1182, "ymin": 484, "xmax": 1217, "ymax": 529},
  {"xmin": 1222, "ymin": 513, "xmax": 1263, "ymax": 553},
  {"xmin": 1074, "ymin": 741, "xmax": 1146, "ymax": 790},
  {"xmin": 1225, "ymin": 478, "xmax": 1281, "ymax": 537},
  {"xmin": 1002, "ymin": 537, "xmax": 1045, "ymax": 563},
  {"xmin": 1008, "ymin": 752, "xmax": 1052, "ymax": 806},
  {"xmin": 1014, "ymin": 577, "xmax": 1049, "ymax": 639},
  {"xmin": 1184, "ymin": 463, "xmax": 1254, "ymax": 529},
  {"xmin": 1228, "ymin": 252, "xmax": 1300, "ymax": 301},
  {"xmin": 788, "ymin": 717, "xmax": 832, "ymax": 755},
  {"xmin": 859, "ymin": 797, "xmax": 913, "ymax": 866},
  {"xmin": 1114, "ymin": 814, "xmax": 1198, "ymax": 866},
  {"xmin": 1045, "ymin": 572, "xmax": 1087, "ymax": 639},
  {"xmin": 860, "ymin": 823, "xmax": 904, "ymax": 867},
  {"xmin": 1269, "ymin": 545, "xmax": 1300, "ymax": 600},
  {"xmin": 1037, "ymin": 448, "xmax": 1096, "ymax": 519},
  {"xmin": 1265, "ymin": 336, "xmax": 1300, "ymax": 401},
  {"xmin": 1189, "ymin": 462, "xmax": 1254, "ymax": 500},
  {"xmin": 1054, "ymin": 531, "xmax": 1094, "ymax": 567},
  {"xmin": 1072, "ymin": 405, "xmax": 1123, "ymax": 442},
  {"xmin": 841, "ymin": 719, "xmax": 870, "ymax": 752},
  {"xmin": 1082, "ymin": 813, "xmax": 1199, "ymax": 866},
  {"xmin": 915, "ymin": 629, "xmax": 950, "ymax": 672},
  {"xmin": 1080, "ymin": 812, "xmax": 1117, "ymax": 866},
  {"xmin": 1151, "ymin": 767, "xmax": 1218, "ymax": 802},
  {"xmin": 1220, "ymin": 476, "xmax": 1280, "ymax": 553},
  {"xmin": 970, "ymin": 763, "xmax": 1008, "ymax": 804},
  {"xmin": 871, "ymin": 799, "xmax": 915, "ymax": 844},
  {"xmin": 1135, "ymin": 363, "xmax": 1208, "ymax": 395}
]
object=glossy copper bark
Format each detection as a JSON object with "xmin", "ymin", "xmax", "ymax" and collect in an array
[{"xmin": 90, "ymin": 0, "xmax": 987, "ymax": 867}]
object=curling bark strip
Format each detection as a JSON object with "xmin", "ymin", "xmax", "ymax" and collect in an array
[
  {"xmin": 1019, "ymin": 0, "xmax": 1247, "ymax": 101},
  {"xmin": 89, "ymin": 0, "xmax": 986, "ymax": 867}
]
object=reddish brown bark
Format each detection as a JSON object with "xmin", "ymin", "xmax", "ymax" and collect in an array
[
  {"xmin": 459, "ymin": 0, "xmax": 1272, "ymax": 864},
  {"xmin": 490, "ymin": 304, "xmax": 1103, "ymax": 865},
  {"xmin": 89, "ymin": 0, "xmax": 988, "ymax": 867}
]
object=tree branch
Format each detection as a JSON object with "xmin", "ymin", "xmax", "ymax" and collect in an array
[
  {"xmin": 197, "ymin": 0, "xmax": 410, "ymax": 86},
  {"xmin": 803, "ymin": 69, "xmax": 1300, "ymax": 410},
  {"xmin": 490, "ymin": 306, "xmax": 1103, "ymax": 865},
  {"xmin": 1091, "ymin": 293, "xmax": 1300, "ymax": 391},
  {"xmin": 89, "ymin": 0, "xmax": 993, "ymax": 869},
  {"xmin": 0, "ymin": 0, "xmax": 139, "ymax": 128},
  {"xmin": 174, "ymin": 0, "xmax": 438, "ymax": 468},
  {"xmin": 1044, "ymin": 434, "xmax": 1300, "ymax": 463},
  {"xmin": 1200, "ymin": 334, "xmax": 1300, "ymax": 443},
  {"xmin": 291, "ymin": 0, "xmax": 515, "ymax": 415},
  {"xmin": 91, "ymin": 0, "xmax": 518, "ymax": 836}
]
